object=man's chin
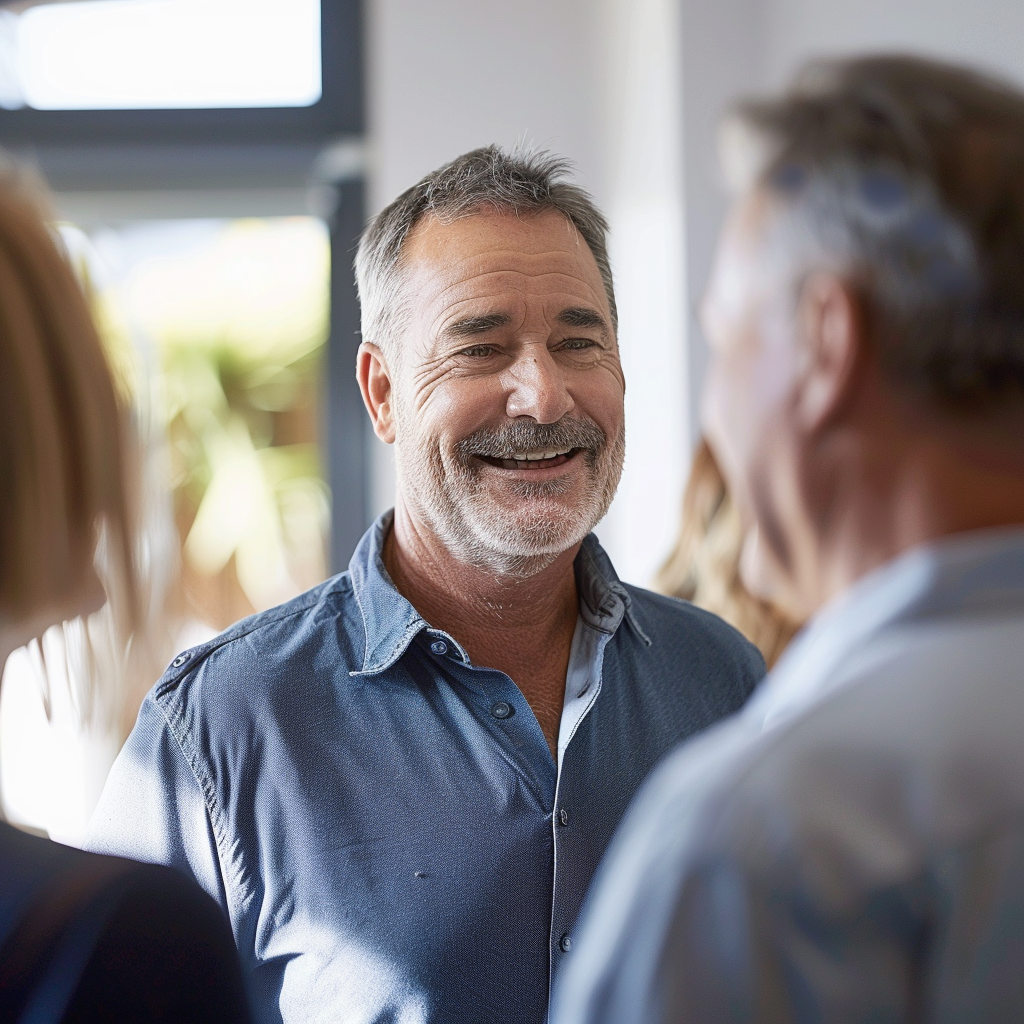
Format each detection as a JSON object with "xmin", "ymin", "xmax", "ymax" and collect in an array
[
  {"xmin": 462, "ymin": 468, "xmax": 616, "ymax": 555},
  {"xmin": 460, "ymin": 502, "xmax": 599, "ymax": 564}
]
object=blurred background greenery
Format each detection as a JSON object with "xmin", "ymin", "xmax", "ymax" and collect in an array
[{"xmin": 98, "ymin": 216, "xmax": 331, "ymax": 629}]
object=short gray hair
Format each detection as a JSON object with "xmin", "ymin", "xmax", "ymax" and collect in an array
[
  {"xmin": 355, "ymin": 146, "xmax": 616, "ymax": 354},
  {"xmin": 721, "ymin": 54, "xmax": 1024, "ymax": 405}
]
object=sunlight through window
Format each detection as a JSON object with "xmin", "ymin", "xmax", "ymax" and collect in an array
[{"xmin": 1, "ymin": 0, "xmax": 321, "ymax": 110}]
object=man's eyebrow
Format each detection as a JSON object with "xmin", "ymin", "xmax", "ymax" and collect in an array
[
  {"xmin": 443, "ymin": 313, "xmax": 512, "ymax": 338},
  {"xmin": 557, "ymin": 307, "xmax": 609, "ymax": 333}
]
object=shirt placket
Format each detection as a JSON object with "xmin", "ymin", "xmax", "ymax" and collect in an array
[{"xmin": 547, "ymin": 626, "xmax": 612, "ymax": 998}]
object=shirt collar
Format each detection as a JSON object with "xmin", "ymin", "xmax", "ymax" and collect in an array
[
  {"xmin": 348, "ymin": 511, "xmax": 645, "ymax": 677},
  {"xmin": 752, "ymin": 525, "xmax": 1024, "ymax": 731},
  {"xmin": 575, "ymin": 534, "xmax": 651, "ymax": 643}
]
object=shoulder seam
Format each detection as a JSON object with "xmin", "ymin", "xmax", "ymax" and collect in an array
[{"xmin": 155, "ymin": 575, "xmax": 351, "ymax": 700}]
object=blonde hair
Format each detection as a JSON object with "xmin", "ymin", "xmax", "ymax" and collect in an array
[
  {"xmin": 655, "ymin": 439, "xmax": 799, "ymax": 669},
  {"xmin": 0, "ymin": 156, "xmax": 137, "ymax": 674}
]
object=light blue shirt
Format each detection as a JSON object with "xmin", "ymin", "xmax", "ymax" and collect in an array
[{"xmin": 554, "ymin": 527, "xmax": 1024, "ymax": 1024}]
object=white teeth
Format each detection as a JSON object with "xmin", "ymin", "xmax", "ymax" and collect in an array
[{"xmin": 510, "ymin": 447, "xmax": 572, "ymax": 461}]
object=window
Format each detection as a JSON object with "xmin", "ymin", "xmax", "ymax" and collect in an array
[{"xmin": 1, "ymin": 0, "xmax": 321, "ymax": 111}]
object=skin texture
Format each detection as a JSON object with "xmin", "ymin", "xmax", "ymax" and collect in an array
[
  {"xmin": 357, "ymin": 209, "xmax": 625, "ymax": 757},
  {"xmin": 701, "ymin": 188, "xmax": 1024, "ymax": 624}
]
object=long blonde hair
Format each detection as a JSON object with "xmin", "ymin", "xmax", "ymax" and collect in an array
[
  {"xmin": 0, "ymin": 156, "xmax": 138, "ymax": 708},
  {"xmin": 656, "ymin": 439, "xmax": 799, "ymax": 669}
]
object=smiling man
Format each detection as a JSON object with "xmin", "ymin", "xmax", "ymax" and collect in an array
[{"xmin": 87, "ymin": 147, "xmax": 764, "ymax": 1024}]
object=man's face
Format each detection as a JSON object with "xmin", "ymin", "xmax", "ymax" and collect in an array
[
  {"xmin": 386, "ymin": 209, "xmax": 625, "ymax": 571},
  {"xmin": 700, "ymin": 191, "xmax": 800, "ymax": 597}
]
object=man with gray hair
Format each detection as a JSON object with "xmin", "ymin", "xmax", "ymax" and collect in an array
[
  {"xmin": 88, "ymin": 146, "xmax": 764, "ymax": 1023},
  {"xmin": 554, "ymin": 56, "xmax": 1024, "ymax": 1024}
]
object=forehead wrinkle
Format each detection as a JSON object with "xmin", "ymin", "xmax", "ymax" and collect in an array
[
  {"xmin": 409, "ymin": 243, "xmax": 604, "ymax": 293},
  {"xmin": 419, "ymin": 241, "xmax": 592, "ymax": 265},
  {"xmin": 399, "ymin": 212, "xmax": 608, "ymax": 306},
  {"xmin": 427, "ymin": 271, "xmax": 608, "ymax": 320}
]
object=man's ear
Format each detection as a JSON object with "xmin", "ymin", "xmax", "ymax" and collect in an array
[
  {"xmin": 357, "ymin": 342, "xmax": 396, "ymax": 444},
  {"xmin": 793, "ymin": 273, "xmax": 864, "ymax": 431}
]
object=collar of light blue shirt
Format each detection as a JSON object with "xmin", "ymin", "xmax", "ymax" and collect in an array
[{"xmin": 752, "ymin": 525, "xmax": 1024, "ymax": 732}]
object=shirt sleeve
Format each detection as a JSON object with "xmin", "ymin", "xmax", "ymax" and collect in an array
[{"xmin": 86, "ymin": 695, "xmax": 230, "ymax": 917}]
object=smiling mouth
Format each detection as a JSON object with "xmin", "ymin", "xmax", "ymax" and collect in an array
[{"xmin": 476, "ymin": 447, "xmax": 581, "ymax": 471}]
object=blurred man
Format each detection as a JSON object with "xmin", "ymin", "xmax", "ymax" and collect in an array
[
  {"xmin": 554, "ymin": 56, "xmax": 1024, "ymax": 1023},
  {"xmin": 87, "ymin": 147, "xmax": 764, "ymax": 1024}
]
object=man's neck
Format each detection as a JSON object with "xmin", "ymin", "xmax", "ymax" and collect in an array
[
  {"xmin": 803, "ymin": 413, "xmax": 1024, "ymax": 615},
  {"xmin": 384, "ymin": 501, "xmax": 581, "ymax": 759}
]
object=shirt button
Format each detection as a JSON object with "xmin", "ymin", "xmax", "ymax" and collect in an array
[
  {"xmin": 490, "ymin": 701, "xmax": 514, "ymax": 720},
  {"xmin": 559, "ymin": 934, "xmax": 572, "ymax": 952},
  {"xmin": 559, "ymin": 808, "xmax": 569, "ymax": 826},
  {"xmin": 171, "ymin": 654, "xmax": 189, "ymax": 668},
  {"xmin": 430, "ymin": 640, "xmax": 448, "ymax": 656}
]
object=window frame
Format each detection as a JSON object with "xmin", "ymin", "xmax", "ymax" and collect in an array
[{"xmin": 0, "ymin": 0, "xmax": 363, "ymax": 145}]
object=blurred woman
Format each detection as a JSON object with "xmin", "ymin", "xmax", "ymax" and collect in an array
[
  {"xmin": 656, "ymin": 438, "xmax": 800, "ymax": 669},
  {"xmin": 0, "ymin": 158, "xmax": 251, "ymax": 1022}
]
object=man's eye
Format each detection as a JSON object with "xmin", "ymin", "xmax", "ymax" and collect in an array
[
  {"xmin": 561, "ymin": 338, "xmax": 598, "ymax": 351},
  {"xmin": 460, "ymin": 345, "xmax": 496, "ymax": 358}
]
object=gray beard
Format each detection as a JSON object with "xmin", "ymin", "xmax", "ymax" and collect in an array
[{"xmin": 395, "ymin": 415, "xmax": 625, "ymax": 579}]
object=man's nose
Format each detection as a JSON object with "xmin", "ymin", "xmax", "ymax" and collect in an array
[{"xmin": 504, "ymin": 348, "xmax": 575, "ymax": 423}]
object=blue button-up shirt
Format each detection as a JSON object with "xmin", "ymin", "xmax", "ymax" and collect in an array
[
  {"xmin": 553, "ymin": 526, "xmax": 1024, "ymax": 1024},
  {"xmin": 87, "ymin": 513, "xmax": 764, "ymax": 1024}
]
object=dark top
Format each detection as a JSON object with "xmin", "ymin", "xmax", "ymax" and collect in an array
[
  {"xmin": 0, "ymin": 821, "xmax": 251, "ymax": 1023},
  {"xmin": 88, "ymin": 513, "xmax": 766, "ymax": 1024}
]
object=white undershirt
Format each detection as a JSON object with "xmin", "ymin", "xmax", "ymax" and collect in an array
[{"xmin": 555, "ymin": 615, "xmax": 604, "ymax": 773}]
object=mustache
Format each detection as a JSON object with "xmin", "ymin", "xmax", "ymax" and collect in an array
[{"xmin": 454, "ymin": 417, "xmax": 607, "ymax": 461}]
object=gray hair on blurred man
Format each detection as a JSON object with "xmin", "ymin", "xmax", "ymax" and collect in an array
[{"xmin": 555, "ymin": 55, "xmax": 1024, "ymax": 1024}]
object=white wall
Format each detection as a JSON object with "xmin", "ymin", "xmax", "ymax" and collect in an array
[
  {"xmin": 366, "ymin": 0, "xmax": 688, "ymax": 586},
  {"xmin": 593, "ymin": 0, "xmax": 687, "ymax": 586},
  {"xmin": 367, "ymin": 0, "xmax": 605, "ymax": 213},
  {"xmin": 764, "ymin": 0, "xmax": 1024, "ymax": 89},
  {"xmin": 678, "ymin": 0, "xmax": 765, "ymax": 446}
]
